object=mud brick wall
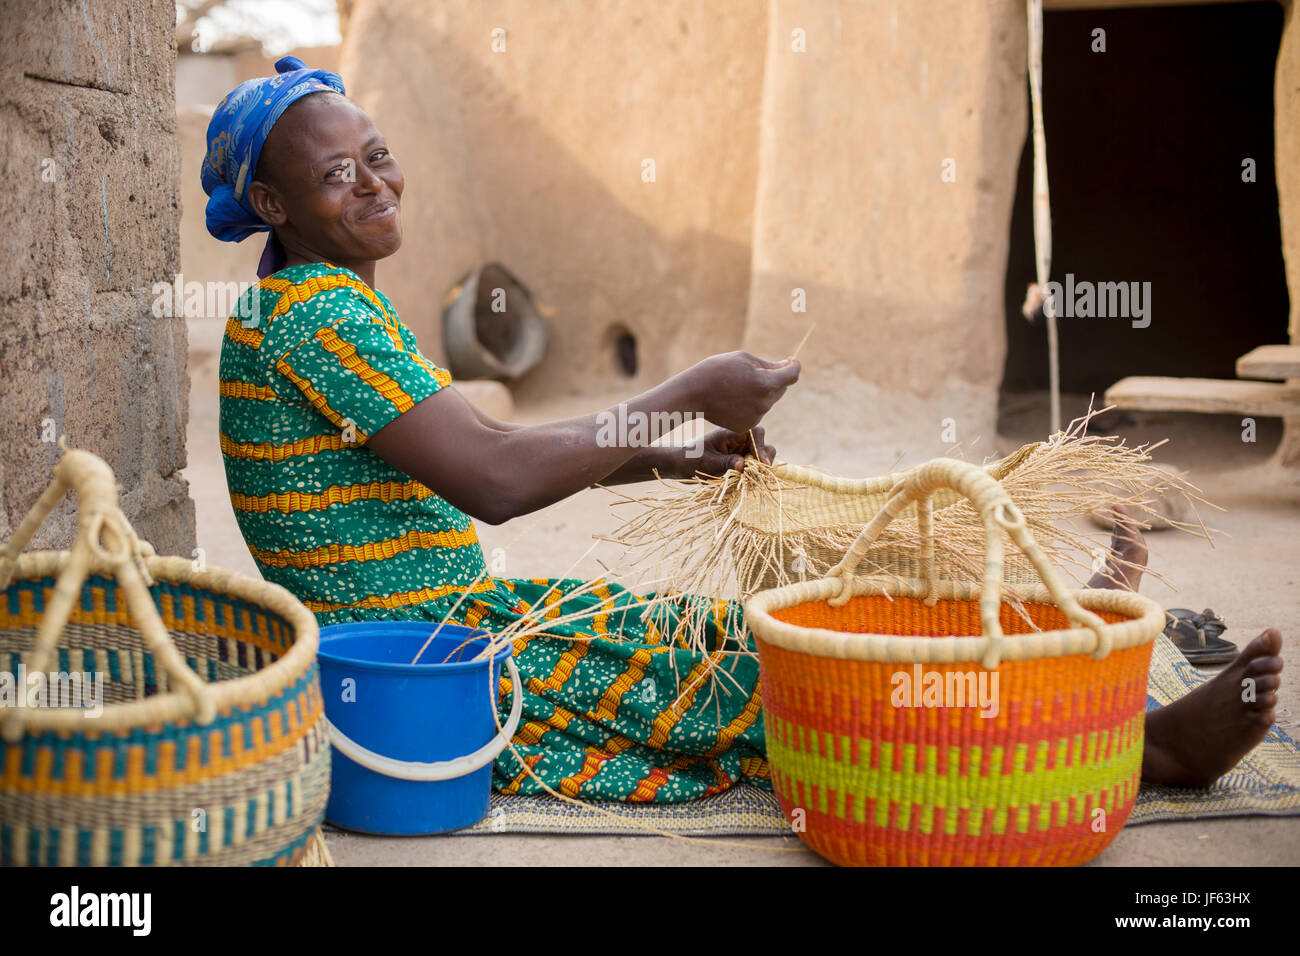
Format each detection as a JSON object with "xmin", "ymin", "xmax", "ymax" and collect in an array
[
  {"xmin": 339, "ymin": 0, "xmax": 768, "ymax": 402},
  {"xmin": 0, "ymin": 0, "xmax": 195, "ymax": 553}
]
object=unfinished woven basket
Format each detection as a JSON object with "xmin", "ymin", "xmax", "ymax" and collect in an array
[
  {"xmin": 0, "ymin": 448, "xmax": 331, "ymax": 866},
  {"xmin": 743, "ymin": 458, "xmax": 1165, "ymax": 867},
  {"xmin": 736, "ymin": 442, "xmax": 1048, "ymax": 595}
]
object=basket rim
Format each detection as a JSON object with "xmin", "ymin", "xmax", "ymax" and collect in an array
[
  {"xmin": 4, "ymin": 550, "xmax": 319, "ymax": 734},
  {"xmin": 738, "ymin": 446, "xmax": 1043, "ymax": 534},
  {"xmin": 742, "ymin": 576, "xmax": 1164, "ymax": 664},
  {"xmin": 763, "ymin": 443, "xmax": 1038, "ymax": 497}
]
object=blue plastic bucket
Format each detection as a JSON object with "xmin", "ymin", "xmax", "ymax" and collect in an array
[{"xmin": 317, "ymin": 621, "xmax": 520, "ymax": 835}]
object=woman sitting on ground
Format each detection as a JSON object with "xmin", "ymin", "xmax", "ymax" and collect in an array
[{"xmin": 203, "ymin": 58, "xmax": 1282, "ymax": 802}]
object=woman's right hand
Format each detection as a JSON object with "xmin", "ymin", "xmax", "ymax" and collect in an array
[{"xmin": 681, "ymin": 351, "xmax": 801, "ymax": 434}]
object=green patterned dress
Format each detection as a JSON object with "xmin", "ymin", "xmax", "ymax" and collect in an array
[{"xmin": 219, "ymin": 261, "xmax": 768, "ymax": 801}]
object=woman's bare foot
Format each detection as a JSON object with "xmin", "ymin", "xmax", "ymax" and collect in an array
[
  {"xmin": 1141, "ymin": 629, "xmax": 1284, "ymax": 788},
  {"xmin": 1084, "ymin": 504, "xmax": 1285, "ymax": 788},
  {"xmin": 1086, "ymin": 506, "xmax": 1147, "ymax": 591}
]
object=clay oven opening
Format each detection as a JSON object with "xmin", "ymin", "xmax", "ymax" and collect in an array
[
  {"xmin": 606, "ymin": 324, "xmax": 639, "ymax": 378},
  {"xmin": 1000, "ymin": 1, "xmax": 1290, "ymax": 446}
]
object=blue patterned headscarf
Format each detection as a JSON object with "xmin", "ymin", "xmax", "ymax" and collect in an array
[{"xmin": 201, "ymin": 55, "xmax": 346, "ymax": 277}]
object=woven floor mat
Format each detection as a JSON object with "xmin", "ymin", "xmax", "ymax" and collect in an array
[
  {"xmin": 462, "ymin": 635, "xmax": 1300, "ymax": 835},
  {"xmin": 1133, "ymin": 633, "xmax": 1300, "ymax": 823}
]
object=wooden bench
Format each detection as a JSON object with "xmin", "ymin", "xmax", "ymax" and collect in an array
[
  {"xmin": 1105, "ymin": 344, "xmax": 1300, "ymax": 420},
  {"xmin": 1235, "ymin": 345, "xmax": 1300, "ymax": 381},
  {"xmin": 1104, "ymin": 376, "xmax": 1300, "ymax": 417}
]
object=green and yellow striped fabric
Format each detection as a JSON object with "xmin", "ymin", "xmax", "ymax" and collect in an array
[
  {"xmin": 218, "ymin": 262, "xmax": 768, "ymax": 802},
  {"xmin": 219, "ymin": 262, "xmax": 492, "ymax": 622}
]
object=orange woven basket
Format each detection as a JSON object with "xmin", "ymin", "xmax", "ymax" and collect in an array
[{"xmin": 743, "ymin": 458, "xmax": 1165, "ymax": 866}]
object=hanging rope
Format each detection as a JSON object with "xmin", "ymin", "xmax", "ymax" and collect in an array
[{"xmin": 1023, "ymin": 0, "xmax": 1061, "ymax": 435}]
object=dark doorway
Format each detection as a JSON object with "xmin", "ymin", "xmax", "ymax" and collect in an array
[{"xmin": 1001, "ymin": 2, "xmax": 1289, "ymax": 405}]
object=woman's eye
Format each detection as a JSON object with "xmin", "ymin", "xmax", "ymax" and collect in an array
[{"xmin": 369, "ymin": 149, "xmax": 389, "ymax": 163}]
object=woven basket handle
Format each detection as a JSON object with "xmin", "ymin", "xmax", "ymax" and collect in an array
[
  {"xmin": 824, "ymin": 457, "xmax": 1109, "ymax": 669},
  {"xmin": 0, "ymin": 445, "xmax": 216, "ymax": 742}
]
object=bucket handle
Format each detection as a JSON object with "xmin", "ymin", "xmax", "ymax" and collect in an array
[{"xmin": 322, "ymin": 656, "xmax": 523, "ymax": 782}]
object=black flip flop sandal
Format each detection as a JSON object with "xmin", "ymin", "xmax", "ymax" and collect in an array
[{"xmin": 1163, "ymin": 608, "xmax": 1238, "ymax": 665}]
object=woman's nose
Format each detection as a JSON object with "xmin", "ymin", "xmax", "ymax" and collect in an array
[{"xmin": 354, "ymin": 163, "xmax": 383, "ymax": 193}]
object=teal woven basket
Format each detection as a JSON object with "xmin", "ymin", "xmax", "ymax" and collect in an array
[{"xmin": 0, "ymin": 448, "xmax": 329, "ymax": 866}]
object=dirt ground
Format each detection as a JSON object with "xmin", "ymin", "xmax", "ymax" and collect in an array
[{"xmin": 183, "ymin": 346, "xmax": 1299, "ymax": 866}]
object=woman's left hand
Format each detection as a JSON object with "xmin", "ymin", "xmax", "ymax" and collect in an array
[{"xmin": 677, "ymin": 425, "xmax": 776, "ymax": 478}]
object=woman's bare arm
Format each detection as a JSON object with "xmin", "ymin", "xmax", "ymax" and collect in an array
[
  {"xmin": 454, "ymin": 388, "xmax": 523, "ymax": 433},
  {"xmin": 366, "ymin": 352, "xmax": 798, "ymax": 524},
  {"xmin": 455, "ymin": 386, "xmax": 683, "ymax": 485}
]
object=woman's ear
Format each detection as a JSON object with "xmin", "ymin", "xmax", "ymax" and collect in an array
[{"xmin": 247, "ymin": 180, "xmax": 287, "ymax": 227}]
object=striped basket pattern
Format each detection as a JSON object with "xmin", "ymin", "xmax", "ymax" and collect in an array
[
  {"xmin": 0, "ymin": 449, "xmax": 328, "ymax": 866},
  {"xmin": 743, "ymin": 458, "xmax": 1165, "ymax": 866}
]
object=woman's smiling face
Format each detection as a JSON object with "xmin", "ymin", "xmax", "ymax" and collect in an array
[{"xmin": 248, "ymin": 92, "xmax": 404, "ymax": 267}]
